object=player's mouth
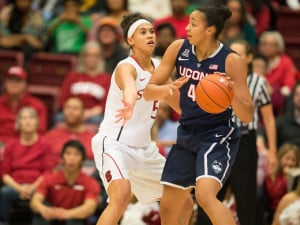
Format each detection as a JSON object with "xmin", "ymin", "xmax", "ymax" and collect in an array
[{"xmin": 147, "ymin": 40, "xmax": 155, "ymax": 46}]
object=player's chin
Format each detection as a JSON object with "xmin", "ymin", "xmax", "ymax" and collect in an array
[{"xmin": 187, "ymin": 36, "xmax": 195, "ymax": 45}]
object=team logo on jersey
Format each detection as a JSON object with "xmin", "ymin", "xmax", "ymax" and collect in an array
[
  {"xmin": 105, "ymin": 170, "xmax": 112, "ymax": 182},
  {"xmin": 211, "ymin": 160, "xmax": 222, "ymax": 174},
  {"xmin": 182, "ymin": 49, "xmax": 190, "ymax": 57}
]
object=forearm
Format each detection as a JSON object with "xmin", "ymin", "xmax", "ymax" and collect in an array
[
  {"xmin": 30, "ymin": 198, "xmax": 47, "ymax": 213},
  {"xmin": 123, "ymin": 87, "xmax": 137, "ymax": 108},
  {"xmin": 2, "ymin": 174, "xmax": 22, "ymax": 192},
  {"xmin": 144, "ymin": 83, "xmax": 171, "ymax": 101},
  {"xmin": 231, "ymin": 97, "xmax": 254, "ymax": 124},
  {"xmin": 67, "ymin": 201, "xmax": 97, "ymax": 219},
  {"xmin": 0, "ymin": 34, "xmax": 26, "ymax": 47},
  {"xmin": 264, "ymin": 120, "xmax": 277, "ymax": 154}
]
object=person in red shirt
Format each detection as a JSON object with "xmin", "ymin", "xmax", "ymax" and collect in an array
[
  {"xmin": 154, "ymin": 0, "xmax": 190, "ymax": 39},
  {"xmin": 30, "ymin": 140, "xmax": 100, "ymax": 225},
  {"xmin": 45, "ymin": 97, "xmax": 96, "ymax": 167},
  {"xmin": 0, "ymin": 66, "xmax": 48, "ymax": 145},
  {"xmin": 0, "ymin": 106, "xmax": 54, "ymax": 224},
  {"xmin": 258, "ymin": 31, "xmax": 297, "ymax": 116},
  {"xmin": 57, "ymin": 41, "xmax": 111, "ymax": 125},
  {"xmin": 263, "ymin": 143, "xmax": 300, "ymax": 224}
]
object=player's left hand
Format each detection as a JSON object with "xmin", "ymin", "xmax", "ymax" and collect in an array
[{"xmin": 115, "ymin": 99, "xmax": 133, "ymax": 126}]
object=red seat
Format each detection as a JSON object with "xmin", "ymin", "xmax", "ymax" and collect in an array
[
  {"xmin": 276, "ymin": 7, "xmax": 300, "ymax": 70},
  {"xmin": 28, "ymin": 53, "xmax": 77, "ymax": 87},
  {"xmin": 27, "ymin": 53, "xmax": 77, "ymax": 128}
]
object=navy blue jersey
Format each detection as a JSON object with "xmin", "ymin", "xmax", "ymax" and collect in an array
[{"xmin": 175, "ymin": 39, "xmax": 235, "ymax": 131}]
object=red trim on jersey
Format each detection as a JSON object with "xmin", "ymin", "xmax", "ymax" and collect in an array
[{"xmin": 130, "ymin": 55, "xmax": 154, "ymax": 71}]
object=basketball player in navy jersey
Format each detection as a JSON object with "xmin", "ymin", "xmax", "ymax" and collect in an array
[
  {"xmin": 91, "ymin": 13, "xmax": 193, "ymax": 225},
  {"xmin": 143, "ymin": 3, "xmax": 254, "ymax": 225}
]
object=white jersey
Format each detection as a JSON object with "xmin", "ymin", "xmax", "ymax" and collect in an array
[{"xmin": 98, "ymin": 56, "xmax": 160, "ymax": 147}]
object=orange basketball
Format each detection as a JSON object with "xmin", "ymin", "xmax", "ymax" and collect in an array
[{"xmin": 195, "ymin": 74, "xmax": 234, "ymax": 114}]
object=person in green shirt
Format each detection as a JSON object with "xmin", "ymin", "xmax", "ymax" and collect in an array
[{"xmin": 48, "ymin": 0, "xmax": 92, "ymax": 54}]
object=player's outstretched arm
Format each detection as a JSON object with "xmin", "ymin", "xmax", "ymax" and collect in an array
[
  {"xmin": 226, "ymin": 53, "xmax": 254, "ymax": 123},
  {"xmin": 114, "ymin": 63, "xmax": 137, "ymax": 125},
  {"xmin": 144, "ymin": 39, "xmax": 186, "ymax": 101}
]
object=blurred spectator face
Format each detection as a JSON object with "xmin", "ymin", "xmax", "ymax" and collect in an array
[
  {"xmin": 63, "ymin": 98, "xmax": 84, "ymax": 125},
  {"xmin": 259, "ymin": 36, "xmax": 279, "ymax": 58},
  {"xmin": 171, "ymin": 0, "xmax": 188, "ymax": 15},
  {"xmin": 98, "ymin": 26, "xmax": 118, "ymax": 46},
  {"xmin": 64, "ymin": 0, "xmax": 80, "ymax": 14},
  {"xmin": 157, "ymin": 26, "xmax": 175, "ymax": 50},
  {"xmin": 252, "ymin": 58, "xmax": 267, "ymax": 76},
  {"xmin": 227, "ymin": 0, "xmax": 242, "ymax": 24},
  {"xmin": 15, "ymin": 0, "xmax": 32, "ymax": 12},
  {"xmin": 106, "ymin": 0, "xmax": 126, "ymax": 11},
  {"xmin": 294, "ymin": 84, "xmax": 300, "ymax": 111},
  {"xmin": 84, "ymin": 45, "xmax": 101, "ymax": 70},
  {"xmin": 280, "ymin": 150, "xmax": 298, "ymax": 171},
  {"xmin": 4, "ymin": 77, "xmax": 27, "ymax": 97},
  {"xmin": 62, "ymin": 146, "xmax": 83, "ymax": 171},
  {"xmin": 18, "ymin": 108, "xmax": 39, "ymax": 133}
]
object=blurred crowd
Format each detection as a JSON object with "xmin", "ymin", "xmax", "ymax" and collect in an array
[{"xmin": 0, "ymin": 0, "xmax": 300, "ymax": 225}]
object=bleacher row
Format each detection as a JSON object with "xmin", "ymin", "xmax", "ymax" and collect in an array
[{"xmin": 0, "ymin": 51, "xmax": 78, "ymax": 127}]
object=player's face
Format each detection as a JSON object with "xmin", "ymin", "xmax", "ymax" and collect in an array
[
  {"xmin": 62, "ymin": 146, "xmax": 83, "ymax": 171},
  {"xmin": 129, "ymin": 23, "xmax": 156, "ymax": 54},
  {"xmin": 186, "ymin": 10, "xmax": 209, "ymax": 46}
]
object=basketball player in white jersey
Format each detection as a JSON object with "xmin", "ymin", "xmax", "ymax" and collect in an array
[{"xmin": 91, "ymin": 13, "xmax": 193, "ymax": 225}]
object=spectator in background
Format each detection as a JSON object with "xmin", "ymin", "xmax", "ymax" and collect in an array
[
  {"xmin": 128, "ymin": 0, "xmax": 171, "ymax": 20},
  {"xmin": 96, "ymin": 17, "xmax": 129, "ymax": 74},
  {"xmin": 154, "ymin": 0, "xmax": 190, "ymax": 39},
  {"xmin": 30, "ymin": 140, "xmax": 100, "ymax": 225},
  {"xmin": 264, "ymin": 143, "xmax": 300, "ymax": 224},
  {"xmin": 0, "ymin": 0, "xmax": 48, "ymax": 61},
  {"xmin": 272, "ymin": 180, "xmax": 300, "ymax": 225},
  {"xmin": 245, "ymin": 0, "xmax": 276, "ymax": 37},
  {"xmin": 152, "ymin": 100, "xmax": 178, "ymax": 156},
  {"xmin": 45, "ymin": 97, "xmax": 96, "ymax": 167},
  {"xmin": 102, "ymin": 0, "xmax": 129, "ymax": 25},
  {"xmin": 47, "ymin": 0, "xmax": 92, "ymax": 54},
  {"xmin": 31, "ymin": 0, "xmax": 64, "ymax": 22},
  {"xmin": 58, "ymin": 41, "xmax": 111, "ymax": 125},
  {"xmin": 0, "ymin": 66, "xmax": 47, "ymax": 145},
  {"xmin": 154, "ymin": 22, "xmax": 176, "ymax": 58},
  {"xmin": 258, "ymin": 31, "xmax": 296, "ymax": 116},
  {"xmin": 0, "ymin": 107, "xmax": 54, "ymax": 225},
  {"xmin": 275, "ymin": 81, "xmax": 300, "ymax": 149},
  {"xmin": 220, "ymin": 0, "xmax": 257, "ymax": 47}
]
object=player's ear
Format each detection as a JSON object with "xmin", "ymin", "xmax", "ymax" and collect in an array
[
  {"xmin": 127, "ymin": 37, "xmax": 134, "ymax": 47},
  {"xmin": 206, "ymin": 26, "xmax": 215, "ymax": 36}
]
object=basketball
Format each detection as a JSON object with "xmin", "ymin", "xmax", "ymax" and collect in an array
[{"xmin": 195, "ymin": 73, "xmax": 234, "ymax": 114}]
